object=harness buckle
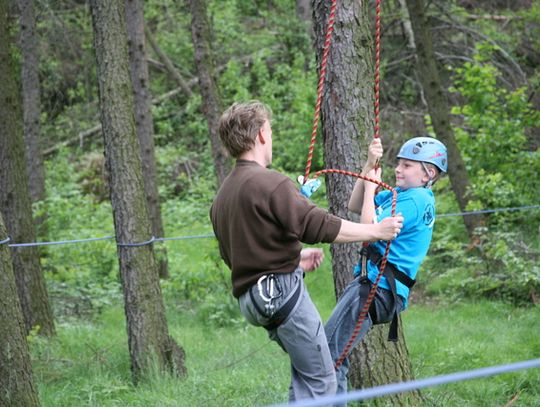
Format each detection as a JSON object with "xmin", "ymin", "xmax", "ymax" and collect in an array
[
  {"xmin": 358, "ymin": 245, "xmax": 370, "ymax": 283},
  {"xmin": 257, "ymin": 274, "xmax": 282, "ymax": 316}
]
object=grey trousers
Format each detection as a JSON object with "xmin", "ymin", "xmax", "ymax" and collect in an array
[
  {"xmin": 325, "ymin": 276, "xmax": 404, "ymax": 406},
  {"xmin": 239, "ymin": 268, "xmax": 337, "ymax": 402}
]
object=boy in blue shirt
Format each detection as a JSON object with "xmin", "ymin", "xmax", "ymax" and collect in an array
[{"xmin": 325, "ymin": 136, "xmax": 448, "ymax": 399}]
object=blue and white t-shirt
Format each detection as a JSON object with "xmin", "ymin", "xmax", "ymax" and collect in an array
[{"xmin": 356, "ymin": 187, "xmax": 435, "ymax": 308}]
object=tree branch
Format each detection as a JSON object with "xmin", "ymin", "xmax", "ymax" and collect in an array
[{"xmin": 144, "ymin": 27, "xmax": 193, "ymax": 97}]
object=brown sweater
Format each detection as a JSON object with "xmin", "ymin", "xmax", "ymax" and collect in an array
[{"xmin": 210, "ymin": 160, "xmax": 342, "ymax": 298}]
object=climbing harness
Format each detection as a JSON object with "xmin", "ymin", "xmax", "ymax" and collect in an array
[
  {"xmin": 298, "ymin": 0, "xmax": 400, "ymax": 370},
  {"xmin": 356, "ymin": 244, "xmax": 416, "ymax": 341},
  {"xmin": 249, "ymin": 274, "xmax": 302, "ymax": 331}
]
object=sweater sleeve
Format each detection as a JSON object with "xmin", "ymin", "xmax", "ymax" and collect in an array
[{"xmin": 268, "ymin": 178, "xmax": 341, "ymax": 244}]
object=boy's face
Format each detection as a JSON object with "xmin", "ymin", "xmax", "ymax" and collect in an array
[{"xmin": 394, "ymin": 158, "xmax": 430, "ymax": 189}]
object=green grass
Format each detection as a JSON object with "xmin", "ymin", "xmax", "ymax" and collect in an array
[
  {"xmin": 32, "ymin": 282, "xmax": 540, "ymax": 406},
  {"xmin": 403, "ymin": 300, "xmax": 540, "ymax": 406}
]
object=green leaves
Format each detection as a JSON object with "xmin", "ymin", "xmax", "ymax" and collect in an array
[{"xmin": 430, "ymin": 42, "xmax": 540, "ymax": 304}]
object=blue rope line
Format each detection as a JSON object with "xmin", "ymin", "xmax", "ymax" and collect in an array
[
  {"xmin": 9, "ymin": 235, "xmax": 115, "ymax": 247},
  {"xmin": 0, "ymin": 236, "xmax": 11, "ymax": 245},
  {"xmin": 6, "ymin": 233, "xmax": 216, "ymax": 248},
  {"xmin": 155, "ymin": 233, "xmax": 215, "ymax": 241},
  {"xmin": 438, "ymin": 204, "xmax": 540, "ymax": 218},
  {"xmin": 270, "ymin": 358, "xmax": 540, "ymax": 407},
  {"xmin": 4, "ymin": 204, "xmax": 538, "ymax": 248}
]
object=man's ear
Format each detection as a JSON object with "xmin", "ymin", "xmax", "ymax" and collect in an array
[{"xmin": 258, "ymin": 128, "xmax": 266, "ymax": 144}]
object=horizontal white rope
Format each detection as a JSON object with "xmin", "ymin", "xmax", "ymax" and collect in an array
[
  {"xmin": 2, "ymin": 204, "xmax": 538, "ymax": 247},
  {"xmin": 269, "ymin": 358, "xmax": 540, "ymax": 407}
]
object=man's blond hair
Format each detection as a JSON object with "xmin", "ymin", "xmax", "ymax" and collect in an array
[{"xmin": 218, "ymin": 101, "xmax": 272, "ymax": 158}]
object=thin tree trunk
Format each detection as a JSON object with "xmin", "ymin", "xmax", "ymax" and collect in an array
[
  {"xmin": 145, "ymin": 26, "xmax": 193, "ymax": 98},
  {"xmin": 125, "ymin": 0, "xmax": 169, "ymax": 279},
  {"xmin": 0, "ymin": 214, "xmax": 40, "ymax": 407},
  {"xmin": 0, "ymin": 2, "xmax": 55, "ymax": 337},
  {"xmin": 312, "ymin": 0, "xmax": 422, "ymax": 403},
  {"xmin": 189, "ymin": 0, "xmax": 231, "ymax": 185},
  {"xmin": 89, "ymin": 0, "xmax": 186, "ymax": 382},
  {"xmin": 297, "ymin": 0, "xmax": 312, "ymax": 21},
  {"xmin": 397, "ymin": 0, "xmax": 415, "ymax": 49},
  {"xmin": 405, "ymin": 0, "xmax": 485, "ymax": 242},
  {"xmin": 296, "ymin": 0, "xmax": 313, "ymax": 36},
  {"xmin": 18, "ymin": 0, "xmax": 45, "ymax": 203}
]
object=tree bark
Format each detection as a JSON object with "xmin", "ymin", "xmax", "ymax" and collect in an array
[
  {"xmin": 349, "ymin": 321, "xmax": 424, "ymax": 405},
  {"xmin": 312, "ymin": 0, "xmax": 421, "ymax": 403},
  {"xmin": 125, "ymin": 0, "xmax": 169, "ymax": 279},
  {"xmin": 0, "ymin": 214, "xmax": 40, "ymax": 407},
  {"xmin": 189, "ymin": 0, "xmax": 231, "ymax": 186},
  {"xmin": 89, "ymin": 0, "xmax": 186, "ymax": 382},
  {"xmin": 0, "ymin": 1, "xmax": 55, "ymax": 337},
  {"xmin": 18, "ymin": 0, "xmax": 45, "ymax": 203},
  {"xmin": 405, "ymin": 0, "xmax": 485, "ymax": 241}
]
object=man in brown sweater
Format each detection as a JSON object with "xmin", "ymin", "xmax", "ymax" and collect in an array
[{"xmin": 210, "ymin": 101, "xmax": 403, "ymax": 403}]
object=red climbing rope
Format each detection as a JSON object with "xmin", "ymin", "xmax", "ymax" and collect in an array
[
  {"xmin": 374, "ymin": 0, "xmax": 382, "ymax": 141},
  {"xmin": 333, "ymin": 0, "xmax": 386, "ymax": 370},
  {"xmin": 300, "ymin": 0, "xmax": 396, "ymax": 370},
  {"xmin": 303, "ymin": 0, "xmax": 337, "ymax": 182}
]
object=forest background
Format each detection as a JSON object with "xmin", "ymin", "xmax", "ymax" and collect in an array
[{"xmin": 1, "ymin": 0, "xmax": 539, "ymax": 406}]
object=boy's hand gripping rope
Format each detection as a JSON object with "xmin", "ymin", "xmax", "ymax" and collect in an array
[{"xmin": 300, "ymin": 0, "xmax": 393, "ymax": 370}]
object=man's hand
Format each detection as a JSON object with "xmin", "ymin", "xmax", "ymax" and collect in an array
[
  {"xmin": 299, "ymin": 248, "xmax": 324, "ymax": 272},
  {"xmin": 377, "ymin": 214, "xmax": 404, "ymax": 241}
]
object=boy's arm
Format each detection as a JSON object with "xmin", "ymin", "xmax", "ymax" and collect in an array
[
  {"xmin": 360, "ymin": 167, "xmax": 380, "ymax": 224},
  {"xmin": 348, "ymin": 138, "xmax": 383, "ymax": 214},
  {"xmin": 348, "ymin": 178, "xmax": 366, "ymax": 213}
]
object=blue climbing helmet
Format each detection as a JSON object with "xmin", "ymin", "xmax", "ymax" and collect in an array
[{"xmin": 397, "ymin": 137, "xmax": 448, "ymax": 173}]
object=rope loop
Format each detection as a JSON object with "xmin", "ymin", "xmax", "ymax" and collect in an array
[{"xmin": 117, "ymin": 236, "xmax": 156, "ymax": 247}]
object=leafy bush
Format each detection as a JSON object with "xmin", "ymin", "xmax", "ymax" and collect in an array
[
  {"xmin": 425, "ymin": 44, "xmax": 540, "ymax": 304},
  {"xmin": 38, "ymin": 151, "xmax": 121, "ymax": 316}
]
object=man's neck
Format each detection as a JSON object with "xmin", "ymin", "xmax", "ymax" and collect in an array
[{"xmin": 238, "ymin": 150, "xmax": 267, "ymax": 167}]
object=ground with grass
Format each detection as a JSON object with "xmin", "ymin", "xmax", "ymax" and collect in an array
[{"xmin": 33, "ymin": 271, "xmax": 539, "ymax": 406}]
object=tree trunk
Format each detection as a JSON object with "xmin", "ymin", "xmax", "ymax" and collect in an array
[
  {"xmin": 18, "ymin": 0, "xmax": 45, "ymax": 203},
  {"xmin": 189, "ymin": 0, "xmax": 231, "ymax": 186},
  {"xmin": 0, "ymin": 214, "xmax": 40, "ymax": 407},
  {"xmin": 312, "ymin": 0, "xmax": 421, "ymax": 403},
  {"xmin": 145, "ymin": 26, "xmax": 193, "ymax": 98},
  {"xmin": 349, "ymin": 322, "xmax": 424, "ymax": 405},
  {"xmin": 0, "ymin": 2, "xmax": 55, "ymax": 337},
  {"xmin": 397, "ymin": 0, "xmax": 416, "ymax": 49},
  {"xmin": 89, "ymin": 0, "xmax": 186, "ymax": 382},
  {"xmin": 297, "ymin": 0, "xmax": 312, "ymax": 21},
  {"xmin": 125, "ymin": 0, "xmax": 169, "ymax": 279},
  {"xmin": 405, "ymin": 0, "xmax": 485, "ymax": 242}
]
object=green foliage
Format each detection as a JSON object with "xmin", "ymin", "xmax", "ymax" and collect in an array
[
  {"xmin": 37, "ymin": 151, "xmax": 120, "ymax": 317},
  {"xmin": 427, "ymin": 43, "xmax": 540, "ymax": 304},
  {"xmin": 215, "ymin": 15, "xmax": 320, "ymax": 173}
]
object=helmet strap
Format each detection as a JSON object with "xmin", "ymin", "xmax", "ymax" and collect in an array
[{"xmin": 421, "ymin": 162, "xmax": 434, "ymax": 189}]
